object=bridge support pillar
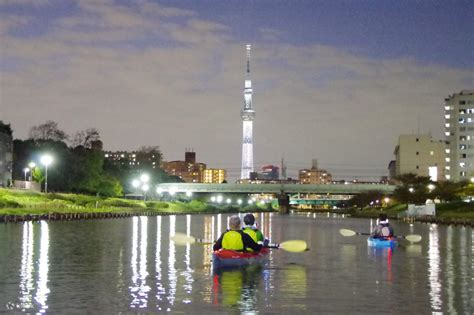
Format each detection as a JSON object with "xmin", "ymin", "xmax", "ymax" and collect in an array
[{"xmin": 278, "ymin": 193, "xmax": 290, "ymax": 214}]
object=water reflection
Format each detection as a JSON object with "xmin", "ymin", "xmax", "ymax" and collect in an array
[
  {"xmin": 35, "ymin": 221, "xmax": 49, "ymax": 313},
  {"xmin": 130, "ymin": 216, "xmax": 150, "ymax": 309},
  {"xmin": 167, "ymin": 215, "xmax": 177, "ymax": 308},
  {"xmin": 155, "ymin": 216, "xmax": 165, "ymax": 308},
  {"xmin": 280, "ymin": 264, "xmax": 307, "ymax": 310},
  {"xmin": 212, "ymin": 265, "xmax": 263, "ymax": 310},
  {"xmin": 428, "ymin": 224, "xmax": 442, "ymax": 312},
  {"xmin": 19, "ymin": 222, "xmax": 34, "ymax": 310},
  {"xmin": 182, "ymin": 215, "xmax": 194, "ymax": 301},
  {"xmin": 367, "ymin": 247, "xmax": 393, "ymax": 283}
]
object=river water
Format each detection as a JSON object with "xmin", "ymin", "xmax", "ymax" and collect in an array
[{"xmin": 0, "ymin": 213, "xmax": 472, "ymax": 314}]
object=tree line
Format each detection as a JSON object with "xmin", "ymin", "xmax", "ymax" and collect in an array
[
  {"xmin": 345, "ymin": 173, "xmax": 474, "ymax": 209},
  {"xmin": 7, "ymin": 120, "xmax": 181, "ymax": 197}
]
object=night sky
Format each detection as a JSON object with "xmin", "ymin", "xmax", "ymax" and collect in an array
[{"xmin": 1, "ymin": 0, "xmax": 473, "ymax": 181}]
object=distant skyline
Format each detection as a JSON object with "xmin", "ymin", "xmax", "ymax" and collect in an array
[{"xmin": 1, "ymin": 0, "xmax": 473, "ymax": 181}]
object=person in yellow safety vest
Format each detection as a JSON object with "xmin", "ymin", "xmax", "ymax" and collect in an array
[
  {"xmin": 213, "ymin": 215, "xmax": 262, "ymax": 252},
  {"xmin": 242, "ymin": 213, "xmax": 264, "ymax": 242},
  {"xmin": 242, "ymin": 213, "xmax": 269, "ymax": 252}
]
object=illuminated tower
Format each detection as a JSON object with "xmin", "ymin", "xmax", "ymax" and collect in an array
[{"xmin": 241, "ymin": 44, "xmax": 255, "ymax": 179}]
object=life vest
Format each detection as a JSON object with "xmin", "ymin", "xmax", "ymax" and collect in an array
[
  {"xmin": 243, "ymin": 227, "xmax": 259, "ymax": 243},
  {"xmin": 221, "ymin": 230, "xmax": 244, "ymax": 251}
]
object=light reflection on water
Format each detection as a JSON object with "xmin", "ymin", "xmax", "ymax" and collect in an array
[
  {"xmin": 1, "ymin": 213, "xmax": 472, "ymax": 313},
  {"xmin": 19, "ymin": 222, "xmax": 34, "ymax": 310},
  {"xmin": 428, "ymin": 224, "xmax": 442, "ymax": 312}
]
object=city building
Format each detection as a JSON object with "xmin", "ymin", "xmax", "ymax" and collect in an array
[
  {"xmin": 162, "ymin": 150, "xmax": 206, "ymax": 183},
  {"xmin": 444, "ymin": 90, "xmax": 474, "ymax": 181},
  {"xmin": 203, "ymin": 169, "xmax": 226, "ymax": 183},
  {"xmin": 241, "ymin": 44, "xmax": 255, "ymax": 180},
  {"xmin": 104, "ymin": 150, "xmax": 161, "ymax": 169},
  {"xmin": 298, "ymin": 159, "xmax": 332, "ymax": 184},
  {"xmin": 393, "ymin": 134, "xmax": 446, "ymax": 181},
  {"xmin": 249, "ymin": 165, "xmax": 280, "ymax": 182},
  {"xmin": 0, "ymin": 122, "xmax": 13, "ymax": 187}
]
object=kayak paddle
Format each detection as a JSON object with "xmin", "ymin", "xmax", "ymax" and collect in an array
[
  {"xmin": 171, "ymin": 233, "xmax": 309, "ymax": 252},
  {"xmin": 267, "ymin": 240, "xmax": 309, "ymax": 253},
  {"xmin": 171, "ymin": 233, "xmax": 214, "ymax": 245},
  {"xmin": 339, "ymin": 228, "xmax": 422, "ymax": 243}
]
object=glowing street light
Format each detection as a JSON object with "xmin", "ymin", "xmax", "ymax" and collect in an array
[
  {"xmin": 140, "ymin": 174, "xmax": 150, "ymax": 183},
  {"xmin": 408, "ymin": 187, "xmax": 415, "ymax": 193},
  {"xmin": 427, "ymin": 184, "xmax": 435, "ymax": 192},
  {"xmin": 186, "ymin": 190, "xmax": 192, "ymax": 197},
  {"xmin": 40, "ymin": 154, "xmax": 53, "ymax": 193}
]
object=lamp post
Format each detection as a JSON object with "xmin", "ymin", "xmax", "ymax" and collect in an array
[
  {"xmin": 23, "ymin": 167, "xmax": 30, "ymax": 188},
  {"xmin": 40, "ymin": 154, "xmax": 53, "ymax": 193},
  {"xmin": 28, "ymin": 162, "xmax": 36, "ymax": 181}
]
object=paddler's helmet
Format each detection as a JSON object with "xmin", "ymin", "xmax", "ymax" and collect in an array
[
  {"xmin": 243, "ymin": 213, "xmax": 255, "ymax": 226},
  {"xmin": 378, "ymin": 213, "xmax": 389, "ymax": 224}
]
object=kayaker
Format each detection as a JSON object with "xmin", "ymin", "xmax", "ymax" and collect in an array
[
  {"xmin": 371, "ymin": 213, "xmax": 394, "ymax": 239},
  {"xmin": 213, "ymin": 215, "xmax": 263, "ymax": 252},
  {"xmin": 242, "ymin": 213, "xmax": 265, "ymax": 243}
]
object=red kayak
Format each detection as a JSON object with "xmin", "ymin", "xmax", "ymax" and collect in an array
[{"xmin": 212, "ymin": 248, "xmax": 270, "ymax": 268}]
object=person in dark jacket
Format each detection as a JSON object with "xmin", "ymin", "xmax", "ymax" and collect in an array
[
  {"xmin": 213, "ymin": 215, "xmax": 262, "ymax": 252},
  {"xmin": 371, "ymin": 213, "xmax": 394, "ymax": 239}
]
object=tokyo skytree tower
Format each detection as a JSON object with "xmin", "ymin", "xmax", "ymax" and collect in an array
[{"xmin": 241, "ymin": 44, "xmax": 255, "ymax": 180}]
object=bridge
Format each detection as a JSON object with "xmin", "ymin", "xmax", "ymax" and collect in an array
[
  {"xmin": 155, "ymin": 183, "xmax": 395, "ymax": 194},
  {"xmin": 156, "ymin": 183, "xmax": 395, "ymax": 213}
]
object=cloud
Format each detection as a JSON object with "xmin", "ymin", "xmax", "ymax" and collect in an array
[{"xmin": 1, "ymin": 1, "xmax": 472, "ymax": 180}]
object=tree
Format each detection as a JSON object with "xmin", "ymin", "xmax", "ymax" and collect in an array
[
  {"xmin": 347, "ymin": 190, "xmax": 385, "ymax": 210},
  {"xmin": 71, "ymin": 128, "xmax": 101, "ymax": 149},
  {"xmin": 0, "ymin": 121, "xmax": 13, "ymax": 136},
  {"xmin": 431, "ymin": 180, "xmax": 465, "ymax": 202},
  {"xmin": 29, "ymin": 120, "xmax": 68, "ymax": 142},
  {"xmin": 393, "ymin": 173, "xmax": 431, "ymax": 204}
]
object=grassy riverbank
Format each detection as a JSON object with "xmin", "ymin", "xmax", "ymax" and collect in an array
[
  {"xmin": 0, "ymin": 188, "xmax": 274, "ymax": 216},
  {"xmin": 345, "ymin": 201, "xmax": 474, "ymax": 222}
]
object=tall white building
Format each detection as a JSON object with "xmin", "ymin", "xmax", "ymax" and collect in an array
[
  {"xmin": 393, "ymin": 134, "xmax": 446, "ymax": 181},
  {"xmin": 241, "ymin": 44, "xmax": 255, "ymax": 179},
  {"xmin": 444, "ymin": 90, "xmax": 474, "ymax": 181}
]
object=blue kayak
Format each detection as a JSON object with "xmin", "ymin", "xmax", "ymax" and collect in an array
[{"xmin": 367, "ymin": 237, "xmax": 397, "ymax": 248}]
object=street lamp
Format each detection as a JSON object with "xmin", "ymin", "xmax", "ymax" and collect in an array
[
  {"xmin": 40, "ymin": 154, "xmax": 53, "ymax": 193},
  {"xmin": 142, "ymin": 184, "xmax": 149, "ymax": 201},
  {"xmin": 23, "ymin": 167, "xmax": 30, "ymax": 188},
  {"xmin": 28, "ymin": 162, "xmax": 36, "ymax": 181}
]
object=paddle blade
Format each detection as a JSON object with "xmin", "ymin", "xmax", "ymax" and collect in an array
[
  {"xmin": 278, "ymin": 240, "xmax": 309, "ymax": 252},
  {"xmin": 404, "ymin": 234, "xmax": 422, "ymax": 243},
  {"xmin": 339, "ymin": 229, "xmax": 356, "ymax": 237},
  {"xmin": 171, "ymin": 233, "xmax": 196, "ymax": 245}
]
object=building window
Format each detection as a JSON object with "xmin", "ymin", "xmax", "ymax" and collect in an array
[
  {"xmin": 459, "ymin": 101, "xmax": 466, "ymax": 105},
  {"xmin": 416, "ymin": 165, "xmax": 419, "ymax": 169},
  {"xmin": 459, "ymin": 109, "xmax": 466, "ymax": 114},
  {"xmin": 416, "ymin": 138, "xmax": 419, "ymax": 142},
  {"xmin": 445, "ymin": 149, "xmax": 450, "ymax": 154},
  {"xmin": 416, "ymin": 151, "xmax": 419, "ymax": 155},
  {"xmin": 430, "ymin": 151, "xmax": 434, "ymax": 156},
  {"xmin": 460, "ymin": 171, "xmax": 466, "ymax": 177},
  {"xmin": 445, "ymin": 114, "xmax": 451, "ymax": 119}
]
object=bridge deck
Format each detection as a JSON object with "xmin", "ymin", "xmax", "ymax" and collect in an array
[{"xmin": 155, "ymin": 183, "xmax": 395, "ymax": 194}]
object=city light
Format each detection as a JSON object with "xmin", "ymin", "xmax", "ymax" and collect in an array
[{"xmin": 186, "ymin": 190, "xmax": 192, "ymax": 197}]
